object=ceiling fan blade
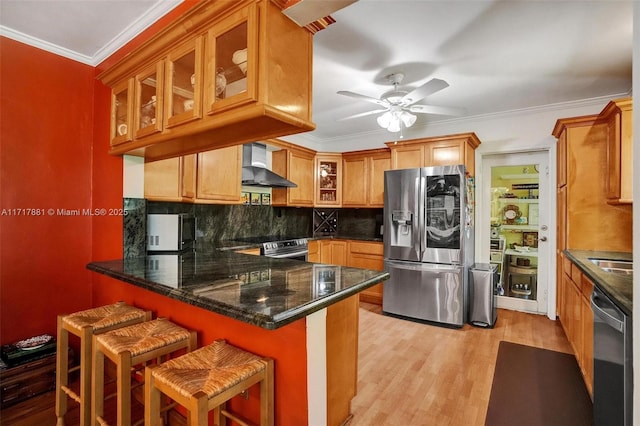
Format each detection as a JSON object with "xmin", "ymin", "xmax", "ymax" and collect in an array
[
  {"xmin": 409, "ymin": 104, "xmax": 466, "ymax": 116},
  {"xmin": 337, "ymin": 91, "xmax": 388, "ymax": 107},
  {"xmin": 401, "ymin": 78, "xmax": 449, "ymax": 106},
  {"xmin": 338, "ymin": 108, "xmax": 389, "ymax": 121}
]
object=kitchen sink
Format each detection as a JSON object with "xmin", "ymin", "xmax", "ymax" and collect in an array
[{"xmin": 589, "ymin": 258, "xmax": 633, "ymax": 275}]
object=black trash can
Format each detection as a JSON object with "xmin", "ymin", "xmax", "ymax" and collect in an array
[{"xmin": 469, "ymin": 263, "xmax": 498, "ymax": 328}]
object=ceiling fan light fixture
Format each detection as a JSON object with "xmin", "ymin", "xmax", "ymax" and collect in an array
[
  {"xmin": 377, "ymin": 111, "xmax": 392, "ymax": 128},
  {"xmin": 387, "ymin": 116, "xmax": 401, "ymax": 133},
  {"xmin": 399, "ymin": 111, "xmax": 416, "ymax": 127}
]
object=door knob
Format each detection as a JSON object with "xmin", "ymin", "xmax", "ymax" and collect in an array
[{"xmin": 539, "ymin": 236, "xmax": 547, "ymax": 242}]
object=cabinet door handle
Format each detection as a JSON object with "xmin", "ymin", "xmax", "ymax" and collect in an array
[{"xmin": 538, "ymin": 236, "xmax": 547, "ymax": 242}]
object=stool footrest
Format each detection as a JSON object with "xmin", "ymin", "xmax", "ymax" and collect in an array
[
  {"xmin": 60, "ymin": 385, "xmax": 81, "ymax": 404},
  {"xmin": 221, "ymin": 408, "xmax": 252, "ymax": 426}
]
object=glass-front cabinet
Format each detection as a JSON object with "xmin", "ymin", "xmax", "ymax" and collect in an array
[
  {"xmin": 207, "ymin": 5, "xmax": 256, "ymax": 113},
  {"xmin": 315, "ymin": 154, "xmax": 342, "ymax": 206},
  {"xmin": 165, "ymin": 37, "xmax": 203, "ymax": 128},
  {"xmin": 110, "ymin": 79, "xmax": 134, "ymax": 146},
  {"xmin": 135, "ymin": 62, "xmax": 164, "ymax": 139}
]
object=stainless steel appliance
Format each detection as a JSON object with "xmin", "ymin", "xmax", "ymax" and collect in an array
[
  {"xmin": 591, "ymin": 285, "xmax": 632, "ymax": 426},
  {"xmin": 147, "ymin": 214, "xmax": 196, "ymax": 252},
  {"xmin": 261, "ymin": 238, "xmax": 308, "ymax": 260},
  {"xmin": 383, "ymin": 165, "xmax": 473, "ymax": 327},
  {"xmin": 234, "ymin": 236, "xmax": 309, "ymax": 261}
]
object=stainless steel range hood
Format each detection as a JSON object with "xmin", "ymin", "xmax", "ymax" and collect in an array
[{"xmin": 242, "ymin": 143, "xmax": 297, "ymax": 188}]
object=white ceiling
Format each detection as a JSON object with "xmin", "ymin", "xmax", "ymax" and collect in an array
[{"xmin": 0, "ymin": 0, "xmax": 633, "ymax": 149}]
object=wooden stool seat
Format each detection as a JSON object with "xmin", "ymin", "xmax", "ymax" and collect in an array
[
  {"xmin": 92, "ymin": 318, "xmax": 196, "ymax": 426},
  {"xmin": 56, "ymin": 302, "xmax": 151, "ymax": 426},
  {"xmin": 145, "ymin": 340, "xmax": 274, "ymax": 426}
]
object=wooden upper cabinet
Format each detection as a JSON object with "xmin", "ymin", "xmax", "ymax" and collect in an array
[
  {"xmin": 98, "ymin": 0, "xmax": 314, "ymax": 160},
  {"xmin": 144, "ymin": 147, "xmax": 241, "ymax": 204},
  {"xmin": 342, "ymin": 149, "xmax": 390, "ymax": 207},
  {"xmin": 598, "ymin": 98, "xmax": 632, "ymax": 204},
  {"xmin": 164, "ymin": 37, "xmax": 204, "ymax": 129},
  {"xmin": 110, "ymin": 79, "xmax": 134, "ymax": 146},
  {"xmin": 144, "ymin": 154, "xmax": 195, "ymax": 202},
  {"xmin": 388, "ymin": 143, "xmax": 424, "ymax": 170},
  {"xmin": 271, "ymin": 145, "xmax": 316, "ymax": 207},
  {"xmin": 315, "ymin": 154, "xmax": 342, "ymax": 207},
  {"xmin": 386, "ymin": 133, "xmax": 481, "ymax": 176},
  {"xmin": 552, "ymin": 114, "xmax": 632, "ymax": 252},
  {"xmin": 196, "ymin": 145, "xmax": 243, "ymax": 203},
  {"xmin": 205, "ymin": 5, "xmax": 256, "ymax": 114},
  {"xmin": 557, "ymin": 130, "xmax": 567, "ymax": 188},
  {"xmin": 134, "ymin": 61, "xmax": 164, "ymax": 140}
]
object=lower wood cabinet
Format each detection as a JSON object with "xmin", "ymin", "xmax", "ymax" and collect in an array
[
  {"xmin": 347, "ymin": 241, "xmax": 384, "ymax": 305},
  {"xmin": 319, "ymin": 240, "xmax": 347, "ymax": 266},
  {"xmin": 559, "ymin": 256, "xmax": 594, "ymax": 397},
  {"xmin": 309, "ymin": 239, "xmax": 384, "ymax": 305}
]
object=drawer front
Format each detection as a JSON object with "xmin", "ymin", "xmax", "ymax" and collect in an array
[
  {"xmin": 562, "ymin": 256, "xmax": 573, "ymax": 278},
  {"xmin": 581, "ymin": 274, "xmax": 594, "ymax": 299},
  {"xmin": 1, "ymin": 366, "xmax": 56, "ymax": 408},
  {"xmin": 349, "ymin": 241, "xmax": 383, "ymax": 256}
]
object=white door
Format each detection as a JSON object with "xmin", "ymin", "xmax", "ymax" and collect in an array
[{"xmin": 481, "ymin": 151, "xmax": 550, "ymax": 315}]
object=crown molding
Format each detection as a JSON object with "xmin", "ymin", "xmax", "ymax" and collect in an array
[
  {"xmin": 0, "ymin": 0, "xmax": 181, "ymax": 67},
  {"xmin": 0, "ymin": 26, "xmax": 94, "ymax": 65},
  {"xmin": 91, "ymin": 0, "xmax": 182, "ymax": 66}
]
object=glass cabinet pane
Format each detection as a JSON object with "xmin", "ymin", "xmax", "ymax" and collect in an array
[
  {"xmin": 171, "ymin": 50, "xmax": 196, "ymax": 116},
  {"xmin": 318, "ymin": 161, "xmax": 338, "ymax": 202},
  {"xmin": 213, "ymin": 21, "xmax": 248, "ymax": 103},
  {"xmin": 135, "ymin": 62, "xmax": 163, "ymax": 138},
  {"xmin": 115, "ymin": 89, "xmax": 129, "ymax": 137},
  {"xmin": 139, "ymin": 73, "xmax": 158, "ymax": 129},
  {"xmin": 110, "ymin": 78, "xmax": 133, "ymax": 145}
]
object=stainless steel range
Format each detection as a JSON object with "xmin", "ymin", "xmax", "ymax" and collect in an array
[{"xmin": 261, "ymin": 238, "xmax": 309, "ymax": 260}]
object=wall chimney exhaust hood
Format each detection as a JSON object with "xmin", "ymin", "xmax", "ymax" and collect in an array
[{"xmin": 242, "ymin": 143, "xmax": 297, "ymax": 188}]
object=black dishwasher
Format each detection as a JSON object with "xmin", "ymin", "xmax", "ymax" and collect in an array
[{"xmin": 591, "ymin": 285, "xmax": 633, "ymax": 426}]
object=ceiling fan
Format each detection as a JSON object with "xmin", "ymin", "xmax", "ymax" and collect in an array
[{"xmin": 337, "ymin": 73, "xmax": 464, "ymax": 133}]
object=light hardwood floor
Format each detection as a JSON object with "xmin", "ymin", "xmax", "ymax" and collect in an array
[
  {"xmin": 350, "ymin": 303, "xmax": 573, "ymax": 426},
  {"xmin": 1, "ymin": 304, "xmax": 572, "ymax": 426}
]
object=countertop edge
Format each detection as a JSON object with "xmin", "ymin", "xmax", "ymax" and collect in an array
[
  {"xmin": 563, "ymin": 249, "xmax": 632, "ymax": 316},
  {"xmin": 87, "ymin": 260, "xmax": 389, "ymax": 330}
]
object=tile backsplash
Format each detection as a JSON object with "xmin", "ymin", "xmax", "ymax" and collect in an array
[{"xmin": 123, "ymin": 198, "xmax": 382, "ymax": 257}]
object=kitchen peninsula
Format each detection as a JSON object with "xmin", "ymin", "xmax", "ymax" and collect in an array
[{"xmin": 88, "ymin": 249, "xmax": 389, "ymax": 426}]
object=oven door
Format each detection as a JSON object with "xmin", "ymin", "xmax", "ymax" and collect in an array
[{"xmin": 263, "ymin": 249, "xmax": 308, "ymax": 261}]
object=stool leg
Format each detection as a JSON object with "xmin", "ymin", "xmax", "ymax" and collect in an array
[
  {"xmin": 261, "ymin": 359, "xmax": 275, "ymax": 426},
  {"xmin": 117, "ymin": 351, "xmax": 133, "ymax": 426},
  {"xmin": 55, "ymin": 316, "xmax": 68, "ymax": 426},
  {"xmin": 191, "ymin": 392, "xmax": 208, "ymax": 426},
  {"xmin": 92, "ymin": 338, "xmax": 105, "ymax": 426},
  {"xmin": 144, "ymin": 366, "xmax": 162, "ymax": 426},
  {"xmin": 79, "ymin": 326, "xmax": 94, "ymax": 426}
]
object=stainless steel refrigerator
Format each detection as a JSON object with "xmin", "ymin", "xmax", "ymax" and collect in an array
[{"xmin": 383, "ymin": 165, "xmax": 474, "ymax": 327}]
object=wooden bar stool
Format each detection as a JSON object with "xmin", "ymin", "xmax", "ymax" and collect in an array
[
  {"xmin": 92, "ymin": 317, "xmax": 197, "ymax": 426},
  {"xmin": 56, "ymin": 302, "xmax": 151, "ymax": 426},
  {"xmin": 145, "ymin": 339, "xmax": 274, "ymax": 426}
]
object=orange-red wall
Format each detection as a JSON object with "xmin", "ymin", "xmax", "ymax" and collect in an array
[
  {"xmin": 1, "ymin": 2, "xmax": 308, "ymax": 423},
  {"xmin": 0, "ymin": 37, "xmax": 95, "ymax": 342}
]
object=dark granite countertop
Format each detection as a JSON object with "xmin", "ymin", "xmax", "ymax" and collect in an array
[
  {"xmin": 564, "ymin": 250, "xmax": 632, "ymax": 316},
  {"xmin": 88, "ymin": 249, "xmax": 389, "ymax": 330}
]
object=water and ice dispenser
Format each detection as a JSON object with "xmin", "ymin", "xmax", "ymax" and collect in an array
[{"xmin": 390, "ymin": 210, "xmax": 414, "ymax": 247}]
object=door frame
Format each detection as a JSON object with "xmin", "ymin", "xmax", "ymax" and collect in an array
[{"xmin": 476, "ymin": 147, "xmax": 557, "ymax": 320}]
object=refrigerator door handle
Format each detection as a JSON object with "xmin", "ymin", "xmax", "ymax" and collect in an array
[
  {"xmin": 385, "ymin": 259, "xmax": 462, "ymax": 273},
  {"xmin": 419, "ymin": 174, "xmax": 426, "ymax": 255}
]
